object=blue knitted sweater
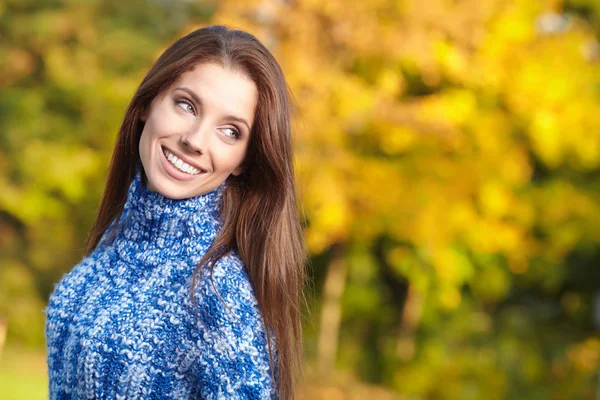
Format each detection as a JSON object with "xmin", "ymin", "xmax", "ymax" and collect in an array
[{"xmin": 45, "ymin": 169, "xmax": 276, "ymax": 399}]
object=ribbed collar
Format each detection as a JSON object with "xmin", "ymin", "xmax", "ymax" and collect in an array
[{"xmin": 106, "ymin": 167, "xmax": 225, "ymax": 267}]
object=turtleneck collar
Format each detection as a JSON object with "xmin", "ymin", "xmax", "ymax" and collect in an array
[{"xmin": 105, "ymin": 166, "xmax": 225, "ymax": 267}]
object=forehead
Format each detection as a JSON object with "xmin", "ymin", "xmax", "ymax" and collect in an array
[
  {"xmin": 170, "ymin": 63, "xmax": 258, "ymax": 119},
  {"xmin": 176, "ymin": 62, "xmax": 251, "ymax": 84}
]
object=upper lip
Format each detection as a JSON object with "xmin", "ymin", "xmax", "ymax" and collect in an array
[{"xmin": 162, "ymin": 146, "xmax": 206, "ymax": 172}]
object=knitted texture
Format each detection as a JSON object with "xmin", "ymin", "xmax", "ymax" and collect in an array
[{"xmin": 45, "ymin": 169, "xmax": 276, "ymax": 399}]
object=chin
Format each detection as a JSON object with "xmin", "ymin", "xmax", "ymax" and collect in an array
[
  {"xmin": 147, "ymin": 170, "xmax": 219, "ymax": 200},
  {"xmin": 154, "ymin": 186, "xmax": 188, "ymax": 200}
]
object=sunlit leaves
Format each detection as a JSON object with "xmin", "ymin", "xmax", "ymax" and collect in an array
[{"xmin": 208, "ymin": 0, "xmax": 600, "ymax": 396}]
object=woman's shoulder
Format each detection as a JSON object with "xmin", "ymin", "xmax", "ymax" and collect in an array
[
  {"xmin": 210, "ymin": 250, "xmax": 250, "ymax": 282},
  {"xmin": 207, "ymin": 251, "xmax": 255, "ymax": 296},
  {"xmin": 193, "ymin": 250, "xmax": 262, "ymax": 328},
  {"xmin": 190, "ymin": 251, "xmax": 276, "ymax": 399}
]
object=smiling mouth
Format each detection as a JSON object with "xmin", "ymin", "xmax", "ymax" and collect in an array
[{"xmin": 162, "ymin": 147, "xmax": 204, "ymax": 175}]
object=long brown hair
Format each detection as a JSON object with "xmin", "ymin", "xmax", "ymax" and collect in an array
[{"xmin": 85, "ymin": 25, "xmax": 306, "ymax": 399}]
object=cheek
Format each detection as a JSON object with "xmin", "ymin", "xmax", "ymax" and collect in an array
[
  {"xmin": 143, "ymin": 104, "xmax": 181, "ymax": 141},
  {"xmin": 139, "ymin": 125, "xmax": 157, "ymax": 159},
  {"xmin": 138, "ymin": 128, "xmax": 150, "ymax": 157},
  {"xmin": 211, "ymin": 146, "xmax": 248, "ymax": 174},
  {"xmin": 139, "ymin": 116, "xmax": 176, "ymax": 152}
]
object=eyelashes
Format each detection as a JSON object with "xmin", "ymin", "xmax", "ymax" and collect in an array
[
  {"xmin": 175, "ymin": 99, "xmax": 196, "ymax": 115},
  {"xmin": 174, "ymin": 98, "xmax": 242, "ymax": 140},
  {"xmin": 221, "ymin": 127, "xmax": 241, "ymax": 140}
]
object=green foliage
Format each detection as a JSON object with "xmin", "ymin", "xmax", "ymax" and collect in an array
[
  {"xmin": 0, "ymin": 0, "xmax": 214, "ymax": 347},
  {"xmin": 0, "ymin": 345, "xmax": 47, "ymax": 400}
]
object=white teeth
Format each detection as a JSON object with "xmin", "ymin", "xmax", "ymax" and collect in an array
[{"xmin": 163, "ymin": 148, "xmax": 201, "ymax": 175}]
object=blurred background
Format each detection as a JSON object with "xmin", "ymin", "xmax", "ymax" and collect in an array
[{"xmin": 1, "ymin": 0, "xmax": 600, "ymax": 398}]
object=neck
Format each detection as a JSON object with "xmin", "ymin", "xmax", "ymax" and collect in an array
[{"xmin": 106, "ymin": 167, "xmax": 225, "ymax": 266}]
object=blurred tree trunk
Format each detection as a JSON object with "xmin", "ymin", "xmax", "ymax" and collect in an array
[
  {"xmin": 395, "ymin": 286, "xmax": 423, "ymax": 361},
  {"xmin": 374, "ymin": 238, "xmax": 423, "ymax": 361},
  {"xmin": 316, "ymin": 243, "xmax": 346, "ymax": 377},
  {"xmin": 0, "ymin": 316, "xmax": 7, "ymax": 356}
]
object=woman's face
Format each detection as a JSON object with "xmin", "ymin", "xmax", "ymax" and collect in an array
[{"xmin": 139, "ymin": 62, "xmax": 258, "ymax": 199}]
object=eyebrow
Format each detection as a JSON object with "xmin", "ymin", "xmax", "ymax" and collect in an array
[{"xmin": 174, "ymin": 86, "xmax": 251, "ymax": 131}]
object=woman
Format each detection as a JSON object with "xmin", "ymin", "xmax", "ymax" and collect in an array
[{"xmin": 45, "ymin": 25, "xmax": 306, "ymax": 400}]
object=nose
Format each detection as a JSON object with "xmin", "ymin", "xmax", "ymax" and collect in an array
[{"xmin": 181, "ymin": 124, "xmax": 208, "ymax": 154}]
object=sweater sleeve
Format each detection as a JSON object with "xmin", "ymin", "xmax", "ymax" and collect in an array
[{"xmin": 190, "ymin": 254, "xmax": 277, "ymax": 400}]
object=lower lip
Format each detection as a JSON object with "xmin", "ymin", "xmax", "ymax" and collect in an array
[{"xmin": 160, "ymin": 147, "xmax": 203, "ymax": 182}]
